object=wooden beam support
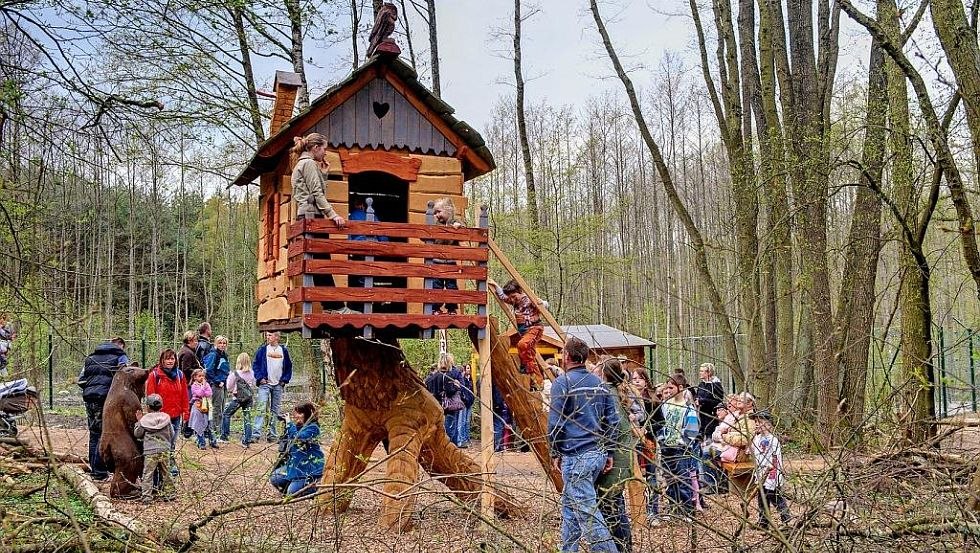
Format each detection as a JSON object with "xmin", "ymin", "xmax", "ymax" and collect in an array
[{"xmin": 478, "ymin": 311, "xmax": 495, "ymax": 526}]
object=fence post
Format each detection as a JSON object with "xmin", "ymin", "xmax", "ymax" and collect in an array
[
  {"xmin": 970, "ymin": 329, "xmax": 977, "ymax": 413},
  {"xmin": 939, "ymin": 327, "xmax": 948, "ymax": 418},
  {"xmin": 47, "ymin": 333, "xmax": 54, "ymax": 410}
]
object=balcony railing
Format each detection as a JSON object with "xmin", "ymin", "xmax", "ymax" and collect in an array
[{"xmin": 285, "ymin": 201, "xmax": 490, "ymax": 338}]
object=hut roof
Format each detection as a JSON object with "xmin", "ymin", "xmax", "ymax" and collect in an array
[
  {"xmin": 232, "ymin": 55, "xmax": 495, "ymax": 186},
  {"xmin": 503, "ymin": 324, "xmax": 656, "ymax": 350}
]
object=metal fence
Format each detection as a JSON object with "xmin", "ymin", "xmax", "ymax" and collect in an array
[
  {"xmin": 652, "ymin": 328, "xmax": 980, "ymax": 418},
  {"xmin": 4, "ymin": 334, "xmax": 327, "ymax": 409}
]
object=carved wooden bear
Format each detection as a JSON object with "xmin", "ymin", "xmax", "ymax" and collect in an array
[{"xmin": 98, "ymin": 366, "xmax": 149, "ymax": 498}]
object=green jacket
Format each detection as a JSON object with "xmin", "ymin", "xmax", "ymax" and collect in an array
[
  {"xmin": 595, "ymin": 384, "xmax": 637, "ymax": 494},
  {"xmin": 292, "ymin": 153, "xmax": 339, "ymax": 219}
]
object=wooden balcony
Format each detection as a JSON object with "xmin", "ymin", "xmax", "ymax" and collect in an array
[{"xmin": 279, "ymin": 210, "xmax": 490, "ymax": 339}]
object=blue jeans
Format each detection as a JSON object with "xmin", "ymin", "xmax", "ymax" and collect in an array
[
  {"xmin": 221, "ymin": 399, "xmax": 253, "ymax": 444},
  {"xmin": 559, "ymin": 449, "xmax": 617, "ymax": 552},
  {"xmin": 661, "ymin": 447, "xmax": 696, "ymax": 515},
  {"xmin": 253, "ymin": 383, "xmax": 284, "ymax": 440},
  {"xmin": 493, "ymin": 412, "xmax": 506, "ymax": 452},
  {"xmin": 444, "ymin": 410, "xmax": 459, "ymax": 444},
  {"xmin": 456, "ymin": 405, "xmax": 472, "ymax": 446},
  {"xmin": 271, "ymin": 467, "xmax": 320, "ymax": 497},
  {"xmin": 84, "ymin": 400, "xmax": 108, "ymax": 479}
]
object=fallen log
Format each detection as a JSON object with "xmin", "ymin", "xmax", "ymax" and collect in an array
[{"xmin": 54, "ymin": 465, "xmax": 154, "ymax": 541}]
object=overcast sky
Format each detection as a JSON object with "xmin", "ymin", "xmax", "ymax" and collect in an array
[{"xmin": 301, "ymin": 0, "xmax": 707, "ymax": 130}]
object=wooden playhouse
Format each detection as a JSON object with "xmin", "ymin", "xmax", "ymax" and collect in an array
[{"xmin": 233, "ymin": 54, "xmax": 495, "ymax": 339}]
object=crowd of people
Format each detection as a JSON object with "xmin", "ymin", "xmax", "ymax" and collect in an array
[
  {"xmin": 78, "ymin": 325, "xmax": 324, "ymax": 502},
  {"xmin": 548, "ymin": 337, "xmax": 791, "ymax": 552}
]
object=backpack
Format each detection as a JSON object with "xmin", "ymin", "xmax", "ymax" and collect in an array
[{"xmin": 235, "ymin": 376, "xmax": 254, "ymax": 406}]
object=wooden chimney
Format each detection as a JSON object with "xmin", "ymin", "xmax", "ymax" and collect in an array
[{"xmin": 270, "ymin": 71, "xmax": 302, "ymax": 135}]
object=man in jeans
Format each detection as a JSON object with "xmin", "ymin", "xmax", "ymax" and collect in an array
[
  {"xmin": 547, "ymin": 336, "xmax": 619, "ymax": 552},
  {"xmin": 78, "ymin": 337, "xmax": 128, "ymax": 480},
  {"xmin": 252, "ymin": 331, "xmax": 292, "ymax": 443}
]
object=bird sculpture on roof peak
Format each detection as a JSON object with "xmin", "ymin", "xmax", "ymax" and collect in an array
[{"xmin": 367, "ymin": 3, "xmax": 400, "ymax": 59}]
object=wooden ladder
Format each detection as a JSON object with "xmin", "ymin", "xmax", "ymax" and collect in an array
[{"xmin": 486, "ymin": 238, "xmax": 564, "ymax": 382}]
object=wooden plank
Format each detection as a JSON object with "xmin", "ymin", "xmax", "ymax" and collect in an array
[
  {"xmin": 367, "ymin": 78, "xmax": 381, "ymax": 147},
  {"xmin": 257, "ymin": 297, "xmax": 291, "ymax": 323},
  {"xmin": 288, "ymin": 238, "xmax": 490, "ymax": 262},
  {"xmin": 355, "ymin": 83, "xmax": 371, "ymax": 147},
  {"xmin": 288, "ymin": 258, "xmax": 488, "ymax": 280},
  {"xmin": 342, "ymin": 91, "xmax": 356, "ymax": 147},
  {"xmin": 339, "ymin": 150, "xmax": 421, "ymax": 181},
  {"xmin": 412, "ymin": 155, "xmax": 462, "ymax": 176},
  {"xmin": 289, "ymin": 286, "xmax": 486, "ymax": 304},
  {"xmin": 411, "ymin": 174, "xmax": 463, "ymax": 194},
  {"xmin": 393, "ymin": 87, "xmax": 409, "ymax": 145},
  {"xmin": 288, "ymin": 219, "xmax": 488, "ymax": 241},
  {"xmin": 381, "ymin": 79, "xmax": 395, "ymax": 145},
  {"xmin": 488, "ymin": 238, "xmax": 566, "ymax": 343},
  {"xmin": 304, "ymin": 313, "xmax": 486, "ymax": 330}
]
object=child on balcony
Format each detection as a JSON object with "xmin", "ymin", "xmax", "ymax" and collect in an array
[
  {"xmin": 431, "ymin": 197, "xmax": 465, "ymax": 314},
  {"xmin": 491, "ymin": 279, "xmax": 547, "ymax": 390}
]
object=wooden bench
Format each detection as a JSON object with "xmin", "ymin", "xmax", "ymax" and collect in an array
[{"xmin": 721, "ymin": 461, "xmax": 755, "ymax": 494}]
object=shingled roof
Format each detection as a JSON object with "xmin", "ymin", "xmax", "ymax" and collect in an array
[{"xmin": 232, "ymin": 55, "xmax": 495, "ymax": 186}]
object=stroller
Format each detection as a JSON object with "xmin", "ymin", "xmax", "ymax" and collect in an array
[{"xmin": 0, "ymin": 379, "xmax": 37, "ymax": 437}]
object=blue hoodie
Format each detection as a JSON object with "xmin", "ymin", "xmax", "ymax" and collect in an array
[
  {"xmin": 203, "ymin": 349, "xmax": 230, "ymax": 387},
  {"xmin": 253, "ymin": 343, "xmax": 292, "ymax": 385},
  {"xmin": 547, "ymin": 365, "xmax": 620, "ymax": 458}
]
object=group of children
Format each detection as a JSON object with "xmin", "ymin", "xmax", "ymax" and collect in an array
[{"xmin": 623, "ymin": 369, "xmax": 791, "ymax": 529}]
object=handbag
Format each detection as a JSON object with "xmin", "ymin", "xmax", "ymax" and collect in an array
[
  {"xmin": 199, "ymin": 396, "xmax": 211, "ymax": 414},
  {"xmin": 441, "ymin": 392, "xmax": 465, "ymax": 413}
]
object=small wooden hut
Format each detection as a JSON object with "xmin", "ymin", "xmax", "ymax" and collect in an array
[
  {"xmin": 233, "ymin": 54, "xmax": 495, "ymax": 339},
  {"xmin": 502, "ymin": 324, "xmax": 656, "ymax": 366}
]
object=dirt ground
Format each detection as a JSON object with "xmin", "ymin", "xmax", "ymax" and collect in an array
[{"xmin": 13, "ymin": 416, "xmax": 851, "ymax": 553}]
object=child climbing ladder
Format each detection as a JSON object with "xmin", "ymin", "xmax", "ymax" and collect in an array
[{"xmin": 490, "ymin": 279, "xmax": 548, "ymax": 390}]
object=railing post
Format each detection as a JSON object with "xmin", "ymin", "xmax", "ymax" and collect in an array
[
  {"xmin": 476, "ymin": 205, "xmax": 490, "ymax": 340},
  {"xmin": 362, "ymin": 198, "xmax": 376, "ymax": 340},
  {"xmin": 970, "ymin": 329, "xmax": 977, "ymax": 412},
  {"xmin": 422, "ymin": 201, "xmax": 436, "ymax": 340},
  {"xmin": 141, "ymin": 337, "xmax": 147, "ymax": 369},
  {"xmin": 47, "ymin": 332, "xmax": 54, "ymax": 410},
  {"xmin": 301, "ymin": 209, "xmax": 314, "ymax": 339}
]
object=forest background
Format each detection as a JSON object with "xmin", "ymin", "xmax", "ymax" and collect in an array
[{"xmin": 2, "ymin": 0, "xmax": 980, "ymax": 449}]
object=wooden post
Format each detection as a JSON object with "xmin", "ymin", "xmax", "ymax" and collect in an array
[
  {"xmin": 362, "ymin": 198, "xmax": 376, "ymax": 339},
  {"xmin": 301, "ymin": 213, "xmax": 314, "ymax": 339},
  {"xmin": 476, "ymin": 205, "xmax": 489, "ymax": 340},
  {"xmin": 422, "ymin": 201, "xmax": 436, "ymax": 339},
  {"xmin": 478, "ymin": 313, "xmax": 494, "ymax": 524}
]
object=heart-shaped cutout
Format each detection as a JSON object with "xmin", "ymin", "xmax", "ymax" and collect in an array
[{"xmin": 373, "ymin": 101, "xmax": 390, "ymax": 119}]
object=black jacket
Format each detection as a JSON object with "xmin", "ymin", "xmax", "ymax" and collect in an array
[{"xmin": 78, "ymin": 343, "xmax": 126, "ymax": 402}]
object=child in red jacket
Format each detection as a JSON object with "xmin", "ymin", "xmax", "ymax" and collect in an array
[{"xmin": 145, "ymin": 349, "xmax": 189, "ymax": 476}]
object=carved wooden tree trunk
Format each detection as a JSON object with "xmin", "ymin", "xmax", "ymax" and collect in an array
[
  {"xmin": 474, "ymin": 319, "xmax": 563, "ymax": 491},
  {"xmin": 317, "ymin": 334, "xmax": 519, "ymax": 531}
]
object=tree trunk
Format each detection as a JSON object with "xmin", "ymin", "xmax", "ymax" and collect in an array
[
  {"xmin": 285, "ymin": 0, "xmax": 310, "ymax": 109},
  {"xmin": 231, "ymin": 6, "xmax": 265, "ymax": 143},
  {"xmin": 350, "ymin": 0, "xmax": 360, "ymax": 69},
  {"xmin": 833, "ymin": 38, "xmax": 885, "ymax": 439},
  {"xmin": 758, "ymin": 0, "xmax": 796, "ymax": 416},
  {"xmin": 591, "ymin": 0, "xmax": 746, "ymax": 386},
  {"xmin": 426, "ymin": 0, "xmax": 440, "ymax": 96},
  {"xmin": 513, "ymin": 0, "xmax": 543, "ymax": 273}
]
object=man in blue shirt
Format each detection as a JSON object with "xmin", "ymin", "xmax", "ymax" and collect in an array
[{"xmin": 547, "ymin": 336, "xmax": 619, "ymax": 552}]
